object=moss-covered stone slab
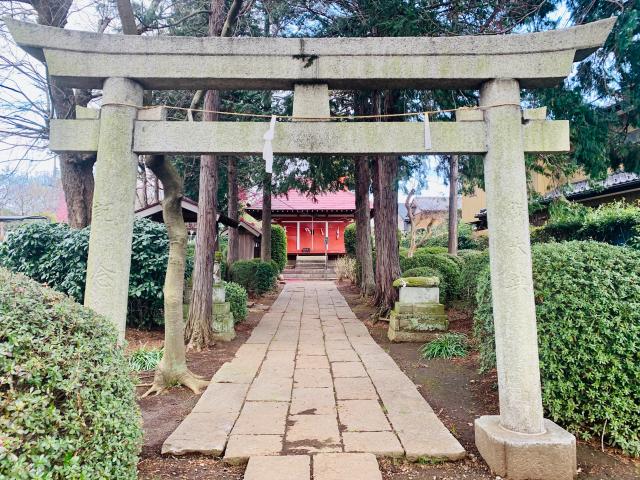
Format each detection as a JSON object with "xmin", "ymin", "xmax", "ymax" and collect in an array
[
  {"xmin": 393, "ymin": 276, "xmax": 440, "ymax": 288},
  {"xmin": 213, "ymin": 301, "xmax": 235, "ymax": 341},
  {"xmin": 388, "ymin": 306, "xmax": 448, "ymax": 343},
  {"xmin": 394, "ymin": 302, "xmax": 445, "ymax": 315}
]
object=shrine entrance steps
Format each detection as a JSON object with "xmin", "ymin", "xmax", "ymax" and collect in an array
[
  {"xmin": 162, "ymin": 282, "xmax": 465, "ymax": 473},
  {"xmin": 283, "ymin": 256, "xmax": 336, "ymax": 280}
]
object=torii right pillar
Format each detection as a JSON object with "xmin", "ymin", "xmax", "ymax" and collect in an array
[{"xmin": 474, "ymin": 78, "xmax": 576, "ymax": 480}]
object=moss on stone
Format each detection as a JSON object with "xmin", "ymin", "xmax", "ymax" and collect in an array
[{"xmin": 393, "ymin": 276, "xmax": 440, "ymax": 288}]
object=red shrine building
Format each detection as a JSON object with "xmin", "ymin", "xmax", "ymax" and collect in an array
[{"xmin": 245, "ymin": 189, "xmax": 358, "ymax": 258}]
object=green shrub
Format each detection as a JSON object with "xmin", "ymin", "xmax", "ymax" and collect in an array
[
  {"xmin": 0, "ymin": 268, "xmax": 142, "ymax": 478},
  {"xmin": 344, "ymin": 223, "xmax": 357, "ymax": 257},
  {"xmin": 229, "ymin": 259, "xmax": 256, "ymax": 290},
  {"xmin": 458, "ymin": 250, "xmax": 489, "ymax": 310},
  {"xmin": 270, "ymin": 225, "xmax": 287, "ymax": 272},
  {"xmin": 255, "ymin": 261, "xmax": 278, "ymax": 294},
  {"xmin": 401, "ymin": 266, "xmax": 445, "ymax": 303},
  {"xmin": 473, "ymin": 241, "xmax": 640, "ymax": 456},
  {"xmin": 420, "ymin": 333, "xmax": 467, "ymax": 359},
  {"xmin": 0, "ymin": 219, "xmax": 191, "ymax": 329},
  {"xmin": 230, "ymin": 259, "xmax": 278, "ymax": 295},
  {"xmin": 225, "ymin": 281, "xmax": 248, "ymax": 322},
  {"xmin": 532, "ymin": 200, "xmax": 640, "ymax": 247},
  {"xmin": 400, "ymin": 253, "xmax": 461, "ymax": 303}
]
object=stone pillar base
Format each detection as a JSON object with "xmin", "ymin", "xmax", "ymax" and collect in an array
[{"xmin": 475, "ymin": 415, "xmax": 576, "ymax": 480}]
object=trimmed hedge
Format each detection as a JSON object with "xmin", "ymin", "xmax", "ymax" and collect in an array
[
  {"xmin": 230, "ymin": 259, "xmax": 278, "ymax": 295},
  {"xmin": 400, "ymin": 252, "xmax": 461, "ymax": 304},
  {"xmin": 344, "ymin": 222, "xmax": 357, "ymax": 257},
  {"xmin": 531, "ymin": 200, "xmax": 640, "ymax": 247},
  {"xmin": 225, "ymin": 281, "xmax": 248, "ymax": 323},
  {"xmin": 414, "ymin": 246, "xmax": 448, "ymax": 255},
  {"xmin": 474, "ymin": 241, "xmax": 640, "ymax": 456},
  {"xmin": 270, "ymin": 225, "xmax": 287, "ymax": 272},
  {"xmin": 458, "ymin": 250, "xmax": 489, "ymax": 310},
  {"xmin": 0, "ymin": 268, "xmax": 141, "ymax": 478},
  {"xmin": 0, "ymin": 219, "xmax": 193, "ymax": 329}
]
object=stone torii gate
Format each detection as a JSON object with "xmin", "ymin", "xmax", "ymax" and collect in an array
[{"xmin": 6, "ymin": 17, "xmax": 614, "ymax": 479}]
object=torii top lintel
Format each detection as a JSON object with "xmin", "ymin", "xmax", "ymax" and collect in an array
[{"xmin": 5, "ymin": 17, "xmax": 615, "ymax": 91}]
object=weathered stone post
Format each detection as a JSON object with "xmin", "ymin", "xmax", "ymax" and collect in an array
[
  {"xmin": 84, "ymin": 77, "xmax": 143, "ymax": 343},
  {"xmin": 474, "ymin": 78, "xmax": 576, "ymax": 480}
]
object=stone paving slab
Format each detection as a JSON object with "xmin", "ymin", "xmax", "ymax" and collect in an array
[
  {"xmin": 290, "ymin": 387, "xmax": 336, "ymax": 415},
  {"xmin": 313, "ymin": 453, "xmax": 382, "ymax": 480},
  {"xmin": 244, "ymin": 455, "xmax": 310, "ymax": 480},
  {"xmin": 343, "ymin": 431, "xmax": 404, "ymax": 457},
  {"xmin": 233, "ymin": 401, "xmax": 288, "ymax": 435},
  {"xmin": 224, "ymin": 434, "xmax": 283, "ymax": 464},
  {"xmin": 332, "ymin": 361, "xmax": 368, "ymax": 377},
  {"xmin": 246, "ymin": 376, "xmax": 293, "ymax": 402},
  {"xmin": 163, "ymin": 282, "xmax": 465, "ymax": 465},
  {"xmin": 296, "ymin": 354, "xmax": 330, "ymax": 369},
  {"xmin": 286, "ymin": 414, "xmax": 342, "ymax": 453},
  {"xmin": 337, "ymin": 400, "xmax": 392, "ymax": 432},
  {"xmin": 334, "ymin": 377, "xmax": 378, "ymax": 400},
  {"xmin": 294, "ymin": 368, "xmax": 333, "ymax": 388}
]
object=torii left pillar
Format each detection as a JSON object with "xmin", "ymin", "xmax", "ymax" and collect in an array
[{"xmin": 84, "ymin": 77, "xmax": 143, "ymax": 343}]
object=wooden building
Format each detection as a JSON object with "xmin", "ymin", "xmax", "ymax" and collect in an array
[{"xmin": 246, "ymin": 189, "xmax": 358, "ymax": 258}]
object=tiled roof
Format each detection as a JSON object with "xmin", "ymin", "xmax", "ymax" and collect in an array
[
  {"xmin": 246, "ymin": 189, "xmax": 358, "ymax": 213},
  {"xmin": 544, "ymin": 171, "xmax": 640, "ymax": 200}
]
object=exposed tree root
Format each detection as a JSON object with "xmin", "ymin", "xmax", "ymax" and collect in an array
[{"xmin": 141, "ymin": 368, "xmax": 209, "ymax": 398}]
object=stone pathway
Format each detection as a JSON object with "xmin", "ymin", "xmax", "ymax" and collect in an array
[{"xmin": 163, "ymin": 282, "xmax": 465, "ymax": 476}]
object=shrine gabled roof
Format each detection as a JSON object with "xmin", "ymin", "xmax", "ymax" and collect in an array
[{"xmin": 246, "ymin": 189, "xmax": 361, "ymax": 214}]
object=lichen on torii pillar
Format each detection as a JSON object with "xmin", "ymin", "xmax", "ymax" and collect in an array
[
  {"xmin": 474, "ymin": 78, "xmax": 576, "ymax": 480},
  {"xmin": 84, "ymin": 77, "xmax": 143, "ymax": 343}
]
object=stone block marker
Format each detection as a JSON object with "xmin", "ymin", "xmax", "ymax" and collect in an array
[{"xmin": 162, "ymin": 282, "xmax": 464, "ymax": 465}]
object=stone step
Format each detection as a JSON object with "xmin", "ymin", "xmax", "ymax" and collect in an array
[
  {"xmin": 243, "ymin": 453, "xmax": 382, "ymax": 480},
  {"xmin": 286, "ymin": 268, "xmax": 335, "ymax": 274},
  {"xmin": 283, "ymin": 273, "xmax": 337, "ymax": 280},
  {"xmin": 295, "ymin": 262, "xmax": 327, "ymax": 268},
  {"xmin": 296, "ymin": 255, "xmax": 326, "ymax": 262}
]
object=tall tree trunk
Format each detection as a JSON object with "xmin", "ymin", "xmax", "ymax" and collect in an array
[
  {"xmin": 372, "ymin": 91, "xmax": 401, "ymax": 313},
  {"xmin": 184, "ymin": 0, "xmax": 229, "ymax": 350},
  {"xmin": 59, "ymin": 152, "xmax": 94, "ymax": 227},
  {"xmin": 185, "ymin": 101, "xmax": 219, "ymax": 350},
  {"xmin": 448, "ymin": 155, "xmax": 459, "ymax": 255},
  {"xmin": 261, "ymin": 172, "xmax": 272, "ymax": 261},
  {"xmin": 373, "ymin": 155, "xmax": 401, "ymax": 312},
  {"xmin": 354, "ymin": 156, "xmax": 375, "ymax": 296},
  {"xmin": 227, "ymin": 156, "xmax": 240, "ymax": 264},
  {"xmin": 144, "ymin": 155, "xmax": 208, "ymax": 395}
]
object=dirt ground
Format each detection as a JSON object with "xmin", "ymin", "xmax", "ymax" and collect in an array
[{"xmin": 135, "ymin": 282, "xmax": 640, "ymax": 480}]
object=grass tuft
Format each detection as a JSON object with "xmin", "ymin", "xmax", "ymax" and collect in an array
[
  {"xmin": 420, "ymin": 333, "xmax": 467, "ymax": 359},
  {"xmin": 128, "ymin": 346, "xmax": 163, "ymax": 371}
]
